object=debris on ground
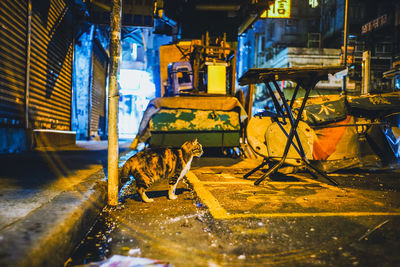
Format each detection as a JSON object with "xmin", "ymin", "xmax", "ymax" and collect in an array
[{"xmin": 84, "ymin": 255, "xmax": 172, "ymax": 267}]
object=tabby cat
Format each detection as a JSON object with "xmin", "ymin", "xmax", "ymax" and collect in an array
[{"xmin": 120, "ymin": 139, "xmax": 203, "ymax": 203}]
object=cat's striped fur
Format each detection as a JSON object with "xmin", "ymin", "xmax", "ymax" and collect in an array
[{"xmin": 120, "ymin": 139, "xmax": 203, "ymax": 202}]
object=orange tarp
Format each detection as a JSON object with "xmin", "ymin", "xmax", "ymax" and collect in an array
[{"xmin": 313, "ymin": 116, "xmax": 351, "ymax": 160}]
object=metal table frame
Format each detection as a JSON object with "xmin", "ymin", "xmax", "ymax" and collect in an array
[{"xmin": 239, "ymin": 67, "xmax": 345, "ymax": 186}]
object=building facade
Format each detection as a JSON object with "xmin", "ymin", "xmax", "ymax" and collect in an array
[
  {"xmin": 0, "ymin": 0, "xmax": 78, "ymax": 153},
  {"xmin": 237, "ymin": 0, "xmax": 400, "ymax": 113},
  {"xmin": 320, "ymin": 0, "xmax": 400, "ymax": 93},
  {"xmin": 237, "ymin": 0, "xmax": 341, "ymax": 112}
]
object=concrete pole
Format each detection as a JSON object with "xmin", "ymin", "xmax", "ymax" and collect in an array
[
  {"xmin": 362, "ymin": 50, "xmax": 371, "ymax": 95},
  {"xmin": 108, "ymin": 0, "xmax": 122, "ymax": 206}
]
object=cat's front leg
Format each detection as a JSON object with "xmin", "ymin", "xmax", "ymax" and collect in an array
[
  {"xmin": 168, "ymin": 184, "xmax": 178, "ymax": 200},
  {"xmin": 137, "ymin": 187, "xmax": 154, "ymax": 203},
  {"xmin": 168, "ymin": 175, "xmax": 182, "ymax": 200},
  {"xmin": 168, "ymin": 163, "xmax": 183, "ymax": 200}
]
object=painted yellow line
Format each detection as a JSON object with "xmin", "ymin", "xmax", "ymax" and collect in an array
[
  {"xmin": 186, "ymin": 171, "xmax": 229, "ymax": 219},
  {"xmin": 201, "ymin": 181, "xmax": 254, "ymax": 185},
  {"xmin": 201, "ymin": 181, "xmax": 316, "ymax": 185},
  {"xmin": 188, "ymin": 171, "xmax": 400, "ymax": 220},
  {"xmin": 226, "ymin": 211, "xmax": 400, "ymax": 219}
]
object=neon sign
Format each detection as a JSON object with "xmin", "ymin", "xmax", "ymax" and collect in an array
[{"xmin": 261, "ymin": 0, "xmax": 291, "ymax": 18}]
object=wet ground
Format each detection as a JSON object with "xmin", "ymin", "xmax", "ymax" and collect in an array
[{"xmin": 66, "ymin": 157, "xmax": 400, "ymax": 266}]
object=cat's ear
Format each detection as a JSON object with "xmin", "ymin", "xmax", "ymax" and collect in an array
[
  {"xmin": 182, "ymin": 140, "xmax": 190, "ymax": 147},
  {"xmin": 193, "ymin": 138, "xmax": 198, "ymax": 143}
]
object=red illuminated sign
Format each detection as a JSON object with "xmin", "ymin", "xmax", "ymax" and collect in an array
[{"xmin": 361, "ymin": 14, "xmax": 388, "ymax": 34}]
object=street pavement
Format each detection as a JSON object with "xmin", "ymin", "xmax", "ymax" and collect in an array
[
  {"xmin": 0, "ymin": 140, "xmax": 133, "ymax": 267},
  {"xmin": 66, "ymin": 157, "xmax": 400, "ymax": 267}
]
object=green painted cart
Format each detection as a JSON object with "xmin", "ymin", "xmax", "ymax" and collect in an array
[
  {"xmin": 149, "ymin": 108, "xmax": 241, "ymax": 148},
  {"xmin": 131, "ymin": 96, "xmax": 247, "ymax": 149}
]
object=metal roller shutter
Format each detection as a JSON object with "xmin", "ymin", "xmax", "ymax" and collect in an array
[
  {"xmin": 29, "ymin": 0, "xmax": 73, "ymax": 131},
  {"xmin": 0, "ymin": 0, "xmax": 27, "ymax": 128},
  {"xmin": 89, "ymin": 39, "xmax": 108, "ymax": 139}
]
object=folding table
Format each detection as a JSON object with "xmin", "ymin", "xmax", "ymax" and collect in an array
[{"xmin": 239, "ymin": 66, "xmax": 345, "ymax": 186}]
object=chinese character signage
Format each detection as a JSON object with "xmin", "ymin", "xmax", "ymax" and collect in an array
[
  {"xmin": 261, "ymin": 0, "xmax": 291, "ymax": 18},
  {"xmin": 361, "ymin": 14, "xmax": 388, "ymax": 34}
]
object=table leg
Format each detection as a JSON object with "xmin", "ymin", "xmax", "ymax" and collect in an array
[
  {"xmin": 254, "ymin": 117, "xmax": 299, "ymax": 185},
  {"xmin": 271, "ymin": 80, "xmax": 308, "ymax": 159},
  {"xmin": 254, "ymin": 78, "xmax": 338, "ymax": 186},
  {"xmin": 303, "ymin": 160, "xmax": 339, "ymax": 186},
  {"xmin": 243, "ymin": 159, "xmax": 268, "ymax": 179}
]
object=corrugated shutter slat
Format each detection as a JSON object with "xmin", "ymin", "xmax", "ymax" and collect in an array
[
  {"xmin": 0, "ymin": 0, "xmax": 27, "ymax": 127},
  {"xmin": 29, "ymin": 0, "xmax": 73, "ymax": 130},
  {"xmin": 89, "ymin": 40, "xmax": 108, "ymax": 138}
]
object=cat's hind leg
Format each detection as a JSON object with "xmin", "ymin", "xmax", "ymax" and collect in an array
[{"xmin": 137, "ymin": 187, "xmax": 154, "ymax": 203}]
